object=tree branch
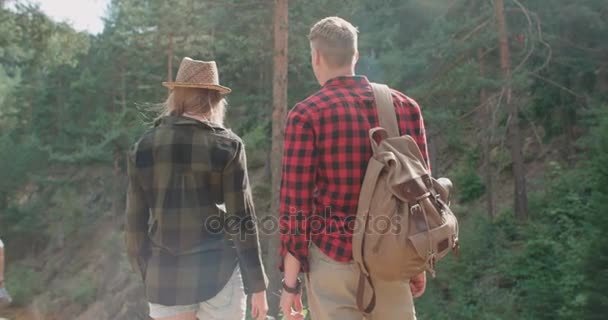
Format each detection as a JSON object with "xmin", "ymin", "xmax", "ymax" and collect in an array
[{"xmin": 530, "ymin": 73, "xmax": 585, "ymax": 99}]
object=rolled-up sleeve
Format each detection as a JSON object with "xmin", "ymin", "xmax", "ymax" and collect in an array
[
  {"xmin": 223, "ymin": 141, "xmax": 268, "ymax": 294},
  {"xmin": 279, "ymin": 108, "xmax": 316, "ymax": 272},
  {"xmin": 408, "ymin": 98, "xmax": 430, "ymax": 171}
]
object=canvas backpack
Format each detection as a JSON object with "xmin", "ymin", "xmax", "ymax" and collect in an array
[{"xmin": 352, "ymin": 83, "xmax": 460, "ymax": 313}]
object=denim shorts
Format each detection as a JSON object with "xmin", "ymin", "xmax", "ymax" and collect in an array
[{"xmin": 148, "ymin": 266, "xmax": 246, "ymax": 319}]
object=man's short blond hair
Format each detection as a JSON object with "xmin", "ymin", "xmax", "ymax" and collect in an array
[{"xmin": 308, "ymin": 17, "xmax": 358, "ymax": 68}]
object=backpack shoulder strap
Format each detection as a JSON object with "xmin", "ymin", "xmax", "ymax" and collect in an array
[{"xmin": 370, "ymin": 83, "xmax": 400, "ymax": 138}]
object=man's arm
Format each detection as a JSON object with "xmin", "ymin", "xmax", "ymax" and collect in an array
[
  {"xmin": 282, "ymin": 252, "xmax": 302, "ymax": 288},
  {"xmin": 223, "ymin": 141, "xmax": 268, "ymax": 294},
  {"xmin": 402, "ymin": 91, "xmax": 431, "ymax": 171},
  {"xmin": 404, "ymin": 96, "xmax": 430, "ymax": 171},
  {"xmin": 125, "ymin": 151, "xmax": 150, "ymax": 279},
  {"xmin": 417, "ymin": 109, "xmax": 430, "ymax": 172},
  {"xmin": 279, "ymin": 108, "xmax": 316, "ymax": 280}
]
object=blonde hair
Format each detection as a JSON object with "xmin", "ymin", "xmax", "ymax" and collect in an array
[
  {"xmin": 163, "ymin": 88, "xmax": 226, "ymax": 126},
  {"xmin": 308, "ymin": 17, "xmax": 358, "ymax": 68}
]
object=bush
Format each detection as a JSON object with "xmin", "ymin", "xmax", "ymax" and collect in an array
[
  {"xmin": 242, "ymin": 122, "xmax": 270, "ymax": 170},
  {"xmin": 451, "ymin": 149, "xmax": 485, "ymax": 203},
  {"xmin": 416, "ymin": 211, "xmax": 519, "ymax": 320},
  {"xmin": 0, "ymin": 133, "xmax": 47, "ymax": 203},
  {"xmin": 453, "ymin": 167, "xmax": 485, "ymax": 203},
  {"xmin": 65, "ymin": 274, "xmax": 97, "ymax": 306},
  {"xmin": 580, "ymin": 110, "xmax": 608, "ymax": 319},
  {"xmin": 5, "ymin": 266, "xmax": 43, "ymax": 306},
  {"xmin": 1, "ymin": 198, "xmax": 50, "ymax": 249},
  {"xmin": 49, "ymin": 186, "xmax": 84, "ymax": 241},
  {"xmin": 506, "ymin": 158, "xmax": 592, "ymax": 320}
]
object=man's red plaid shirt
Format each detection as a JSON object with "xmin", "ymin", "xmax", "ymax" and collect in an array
[{"xmin": 279, "ymin": 76, "xmax": 429, "ymax": 272}]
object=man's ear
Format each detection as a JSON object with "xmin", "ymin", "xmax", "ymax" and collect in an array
[
  {"xmin": 354, "ymin": 50, "xmax": 360, "ymax": 65},
  {"xmin": 312, "ymin": 47, "xmax": 321, "ymax": 67}
]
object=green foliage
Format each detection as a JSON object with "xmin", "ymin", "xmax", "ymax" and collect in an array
[
  {"xmin": 243, "ymin": 122, "xmax": 270, "ymax": 170},
  {"xmin": 454, "ymin": 167, "xmax": 485, "ymax": 203},
  {"xmin": 1, "ymin": 195, "xmax": 49, "ymax": 247},
  {"xmin": 5, "ymin": 266, "xmax": 43, "ymax": 306},
  {"xmin": 453, "ymin": 152, "xmax": 485, "ymax": 203},
  {"xmin": 49, "ymin": 186, "xmax": 84, "ymax": 238},
  {"xmin": 580, "ymin": 109, "xmax": 608, "ymax": 319},
  {"xmin": 64, "ymin": 273, "xmax": 97, "ymax": 306},
  {"xmin": 0, "ymin": 0, "xmax": 607, "ymax": 318},
  {"xmin": 419, "ymin": 110, "xmax": 608, "ymax": 319},
  {"xmin": 0, "ymin": 133, "xmax": 47, "ymax": 205},
  {"xmin": 417, "ymin": 211, "xmax": 519, "ymax": 320},
  {"xmin": 505, "ymin": 153, "xmax": 593, "ymax": 320}
]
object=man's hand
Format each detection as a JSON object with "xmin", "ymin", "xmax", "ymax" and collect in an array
[
  {"xmin": 250, "ymin": 291, "xmax": 269, "ymax": 320},
  {"xmin": 280, "ymin": 290, "xmax": 304, "ymax": 320},
  {"xmin": 281, "ymin": 253, "xmax": 304, "ymax": 319},
  {"xmin": 410, "ymin": 271, "xmax": 426, "ymax": 298}
]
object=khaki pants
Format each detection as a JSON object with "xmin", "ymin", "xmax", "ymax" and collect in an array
[{"xmin": 306, "ymin": 245, "xmax": 416, "ymax": 320}]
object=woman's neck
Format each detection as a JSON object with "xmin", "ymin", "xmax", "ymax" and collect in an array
[{"xmin": 182, "ymin": 112, "xmax": 209, "ymax": 123}]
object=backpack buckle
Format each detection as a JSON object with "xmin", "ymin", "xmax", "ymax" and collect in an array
[
  {"xmin": 410, "ymin": 204, "xmax": 421, "ymax": 215},
  {"xmin": 434, "ymin": 192, "xmax": 441, "ymax": 202}
]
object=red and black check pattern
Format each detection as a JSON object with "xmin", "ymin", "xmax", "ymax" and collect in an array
[{"xmin": 279, "ymin": 76, "xmax": 429, "ymax": 272}]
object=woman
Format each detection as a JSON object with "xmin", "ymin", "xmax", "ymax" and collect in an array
[{"xmin": 125, "ymin": 57, "xmax": 269, "ymax": 320}]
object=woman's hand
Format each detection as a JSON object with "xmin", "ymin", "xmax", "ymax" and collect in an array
[{"xmin": 251, "ymin": 290, "xmax": 269, "ymax": 320}]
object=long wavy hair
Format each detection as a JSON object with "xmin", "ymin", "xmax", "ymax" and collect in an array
[{"xmin": 162, "ymin": 87, "xmax": 227, "ymax": 126}]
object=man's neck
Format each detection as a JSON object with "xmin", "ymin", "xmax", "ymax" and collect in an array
[{"xmin": 321, "ymin": 67, "xmax": 356, "ymax": 85}]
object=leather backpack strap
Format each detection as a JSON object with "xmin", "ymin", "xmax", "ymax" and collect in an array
[
  {"xmin": 353, "ymin": 142, "xmax": 388, "ymax": 314},
  {"xmin": 371, "ymin": 83, "xmax": 400, "ymax": 138},
  {"xmin": 354, "ymin": 83, "xmax": 398, "ymax": 314},
  {"xmin": 357, "ymin": 272, "xmax": 376, "ymax": 314}
]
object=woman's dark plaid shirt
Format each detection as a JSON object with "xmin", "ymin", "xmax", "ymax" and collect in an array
[
  {"xmin": 125, "ymin": 115, "xmax": 267, "ymax": 305},
  {"xmin": 279, "ymin": 76, "xmax": 430, "ymax": 272}
]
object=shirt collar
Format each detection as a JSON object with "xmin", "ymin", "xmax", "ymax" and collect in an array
[
  {"xmin": 322, "ymin": 75, "xmax": 370, "ymax": 89},
  {"xmin": 156, "ymin": 115, "xmax": 225, "ymax": 131}
]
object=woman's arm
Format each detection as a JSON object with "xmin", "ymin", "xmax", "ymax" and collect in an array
[{"xmin": 223, "ymin": 141, "xmax": 268, "ymax": 294}]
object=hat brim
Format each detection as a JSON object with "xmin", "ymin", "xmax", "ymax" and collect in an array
[{"xmin": 162, "ymin": 82, "xmax": 231, "ymax": 94}]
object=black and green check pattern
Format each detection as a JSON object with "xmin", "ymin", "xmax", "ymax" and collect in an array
[{"xmin": 125, "ymin": 115, "xmax": 267, "ymax": 305}]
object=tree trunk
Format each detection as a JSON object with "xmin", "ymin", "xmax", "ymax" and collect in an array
[
  {"xmin": 268, "ymin": 0, "xmax": 288, "ymax": 317},
  {"xmin": 494, "ymin": 0, "xmax": 528, "ymax": 220},
  {"xmin": 121, "ymin": 63, "xmax": 127, "ymax": 112},
  {"xmin": 112, "ymin": 150, "xmax": 122, "ymax": 217},
  {"xmin": 478, "ymin": 48, "xmax": 495, "ymax": 219},
  {"xmin": 54, "ymin": 76, "xmax": 63, "ymax": 138}
]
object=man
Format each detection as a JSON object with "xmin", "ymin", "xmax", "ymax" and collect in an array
[
  {"xmin": 126, "ymin": 58, "xmax": 268, "ymax": 320},
  {"xmin": 279, "ymin": 17, "xmax": 429, "ymax": 320},
  {"xmin": 0, "ymin": 238, "xmax": 12, "ymax": 307}
]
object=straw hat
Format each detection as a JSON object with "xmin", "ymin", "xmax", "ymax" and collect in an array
[{"xmin": 162, "ymin": 57, "xmax": 231, "ymax": 94}]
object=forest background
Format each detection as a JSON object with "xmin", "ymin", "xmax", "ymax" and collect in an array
[{"xmin": 0, "ymin": 0, "xmax": 607, "ymax": 319}]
